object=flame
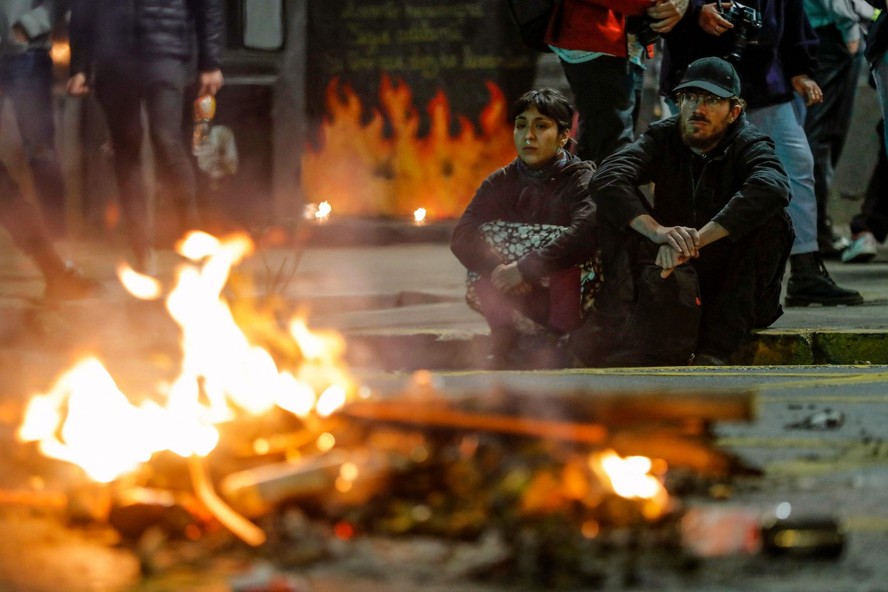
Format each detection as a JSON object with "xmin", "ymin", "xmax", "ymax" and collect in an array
[
  {"xmin": 17, "ymin": 231, "xmax": 355, "ymax": 483},
  {"xmin": 413, "ymin": 208, "xmax": 427, "ymax": 224},
  {"xmin": 302, "ymin": 74, "xmax": 515, "ymax": 218},
  {"xmin": 591, "ymin": 449, "xmax": 670, "ymax": 519}
]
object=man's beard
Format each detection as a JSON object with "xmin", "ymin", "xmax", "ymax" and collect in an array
[{"xmin": 681, "ymin": 116, "xmax": 722, "ymax": 152}]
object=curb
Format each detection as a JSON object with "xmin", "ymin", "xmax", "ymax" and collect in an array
[{"xmin": 343, "ymin": 328, "xmax": 888, "ymax": 370}]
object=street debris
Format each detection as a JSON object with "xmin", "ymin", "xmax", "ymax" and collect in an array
[{"xmin": 785, "ymin": 408, "xmax": 845, "ymax": 430}]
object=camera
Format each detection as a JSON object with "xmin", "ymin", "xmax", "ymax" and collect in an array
[
  {"xmin": 718, "ymin": 1, "xmax": 763, "ymax": 63},
  {"xmin": 626, "ymin": 15, "xmax": 661, "ymax": 47}
]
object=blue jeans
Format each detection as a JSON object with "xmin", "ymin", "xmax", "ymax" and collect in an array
[
  {"xmin": 747, "ymin": 101, "xmax": 819, "ymax": 255},
  {"xmin": 0, "ymin": 49, "xmax": 67, "ymax": 239},
  {"xmin": 873, "ymin": 53, "xmax": 888, "ymax": 155}
]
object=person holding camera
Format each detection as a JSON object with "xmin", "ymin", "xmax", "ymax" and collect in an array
[
  {"xmin": 658, "ymin": 0, "xmax": 864, "ymax": 307},
  {"xmin": 544, "ymin": 0, "xmax": 690, "ymax": 167}
]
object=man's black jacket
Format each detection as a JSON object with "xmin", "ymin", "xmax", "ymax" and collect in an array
[
  {"xmin": 69, "ymin": 0, "xmax": 224, "ymax": 75},
  {"xmin": 591, "ymin": 113, "xmax": 791, "ymax": 240}
]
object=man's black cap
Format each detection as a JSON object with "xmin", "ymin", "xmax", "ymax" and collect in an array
[{"xmin": 673, "ymin": 57, "xmax": 741, "ymax": 98}]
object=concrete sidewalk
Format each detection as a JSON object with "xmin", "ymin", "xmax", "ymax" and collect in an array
[{"xmin": 2, "ymin": 221, "xmax": 888, "ymax": 370}]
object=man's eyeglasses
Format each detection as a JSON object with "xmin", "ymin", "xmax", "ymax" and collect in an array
[{"xmin": 676, "ymin": 92, "xmax": 730, "ymax": 107}]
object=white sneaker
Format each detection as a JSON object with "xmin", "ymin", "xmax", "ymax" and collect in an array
[{"xmin": 841, "ymin": 232, "xmax": 879, "ymax": 263}]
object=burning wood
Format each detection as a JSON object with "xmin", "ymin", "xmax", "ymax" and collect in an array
[{"xmin": 7, "ymin": 229, "xmax": 769, "ymax": 587}]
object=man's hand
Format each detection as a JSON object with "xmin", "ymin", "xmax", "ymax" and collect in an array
[
  {"xmin": 67, "ymin": 73, "xmax": 90, "ymax": 96},
  {"xmin": 791, "ymin": 74, "xmax": 823, "ymax": 106},
  {"xmin": 698, "ymin": 2, "xmax": 734, "ymax": 35},
  {"xmin": 491, "ymin": 262, "xmax": 531, "ymax": 295},
  {"xmin": 648, "ymin": 0, "xmax": 690, "ymax": 33},
  {"xmin": 12, "ymin": 24, "xmax": 28, "ymax": 43},
  {"xmin": 199, "ymin": 69, "xmax": 225, "ymax": 97},
  {"xmin": 653, "ymin": 225, "xmax": 700, "ymax": 258},
  {"xmin": 656, "ymin": 243, "xmax": 695, "ymax": 277}
]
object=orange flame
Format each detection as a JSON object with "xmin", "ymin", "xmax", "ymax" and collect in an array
[
  {"xmin": 301, "ymin": 75, "xmax": 515, "ymax": 218},
  {"xmin": 591, "ymin": 450, "xmax": 670, "ymax": 520},
  {"xmin": 17, "ymin": 231, "xmax": 355, "ymax": 483}
]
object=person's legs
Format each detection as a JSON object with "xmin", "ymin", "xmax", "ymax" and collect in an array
[
  {"xmin": 95, "ymin": 64, "xmax": 153, "ymax": 270},
  {"xmin": 1, "ymin": 50, "xmax": 68, "ymax": 240},
  {"xmin": 804, "ymin": 27, "xmax": 863, "ymax": 256},
  {"xmin": 694, "ymin": 213, "xmax": 792, "ymax": 361},
  {"xmin": 0, "ymin": 161, "xmax": 95, "ymax": 300},
  {"xmin": 559, "ymin": 56, "xmax": 640, "ymax": 164},
  {"xmin": 747, "ymin": 102, "xmax": 862, "ymax": 306},
  {"xmin": 873, "ymin": 53, "xmax": 888, "ymax": 155},
  {"xmin": 143, "ymin": 58, "xmax": 200, "ymax": 242},
  {"xmin": 546, "ymin": 267, "xmax": 582, "ymax": 333},
  {"xmin": 748, "ymin": 102, "xmax": 818, "ymax": 255}
]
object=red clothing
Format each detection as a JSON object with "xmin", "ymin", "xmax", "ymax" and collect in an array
[{"xmin": 545, "ymin": 0, "xmax": 654, "ymax": 57}]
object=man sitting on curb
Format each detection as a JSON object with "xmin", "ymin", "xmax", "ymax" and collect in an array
[{"xmin": 565, "ymin": 57, "xmax": 793, "ymax": 366}]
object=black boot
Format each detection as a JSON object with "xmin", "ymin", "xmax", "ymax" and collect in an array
[{"xmin": 785, "ymin": 252, "xmax": 863, "ymax": 307}]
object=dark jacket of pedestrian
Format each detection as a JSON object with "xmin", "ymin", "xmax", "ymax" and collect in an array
[
  {"xmin": 595, "ymin": 113, "xmax": 791, "ymax": 236},
  {"xmin": 660, "ymin": 0, "xmax": 819, "ymax": 109},
  {"xmin": 69, "ymin": 0, "xmax": 224, "ymax": 75},
  {"xmin": 451, "ymin": 153, "xmax": 598, "ymax": 283}
]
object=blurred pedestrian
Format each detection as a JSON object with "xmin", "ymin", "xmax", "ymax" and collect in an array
[
  {"xmin": 545, "ymin": 0, "xmax": 689, "ymax": 165},
  {"xmin": 842, "ymin": 1, "xmax": 888, "ymax": 262},
  {"xmin": 843, "ymin": 120, "xmax": 886, "ymax": 261},
  {"xmin": 0, "ymin": 161, "xmax": 96, "ymax": 300},
  {"xmin": 0, "ymin": 0, "xmax": 69, "ymax": 242},
  {"xmin": 659, "ymin": 0, "xmax": 864, "ymax": 307},
  {"xmin": 451, "ymin": 89, "xmax": 599, "ymax": 369},
  {"xmin": 803, "ymin": 0, "xmax": 867, "ymax": 258},
  {"xmin": 66, "ymin": 0, "xmax": 224, "ymax": 274}
]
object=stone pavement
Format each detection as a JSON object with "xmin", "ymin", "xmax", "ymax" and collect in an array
[{"xmin": 1, "ymin": 220, "xmax": 888, "ymax": 371}]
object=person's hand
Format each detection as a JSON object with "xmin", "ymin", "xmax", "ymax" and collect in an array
[
  {"xmin": 66, "ymin": 73, "xmax": 90, "ymax": 96},
  {"xmin": 199, "ymin": 69, "xmax": 225, "ymax": 97},
  {"xmin": 648, "ymin": 0, "xmax": 690, "ymax": 33},
  {"xmin": 847, "ymin": 39, "xmax": 860, "ymax": 55},
  {"xmin": 698, "ymin": 2, "xmax": 734, "ymax": 35},
  {"xmin": 491, "ymin": 262, "xmax": 531, "ymax": 295},
  {"xmin": 656, "ymin": 243, "xmax": 695, "ymax": 277},
  {"xmin": 792, "ymin": 74, "xmax": 823, "ymax": 106},
  {"xmin": 653, "ymin": 225, "xmax": 700, "ymax": 258},
  {"xmin": 12, "ymin": 24, "xmax": 28, "ymax": 43}
]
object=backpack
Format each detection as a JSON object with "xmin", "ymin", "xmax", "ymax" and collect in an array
[{"xmin": 506, "ymin": 0, "xmax": 558, "ymax": 53}]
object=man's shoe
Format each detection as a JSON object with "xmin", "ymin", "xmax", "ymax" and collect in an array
[
  {"xmin": 785, "ymin": 253, "xmax": 863, "ymax": 307},
  {"xmin": 841, "ymin": 232, "xmax": 879, "ymax": 264}
]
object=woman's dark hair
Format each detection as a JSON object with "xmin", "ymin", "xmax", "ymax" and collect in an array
[{"xmin": 509, "ymin": 88, "xmax": 574, "ymax": 135}]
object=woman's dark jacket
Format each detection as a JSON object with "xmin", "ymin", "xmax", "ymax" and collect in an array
[
  {"xmin": 69, "ymin": 0, "xmax": 224, "ymax": 75},
  {"xmin": 592, "ymin": 113, "xmax": 791, "ymax": 237},
  {"xmin": 660, "ymin": 0, "xmax": 818, "ymax": 109},
  {"xmin": 451, "ymin": 153, "xmax": 598, "ymax": 283}
]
